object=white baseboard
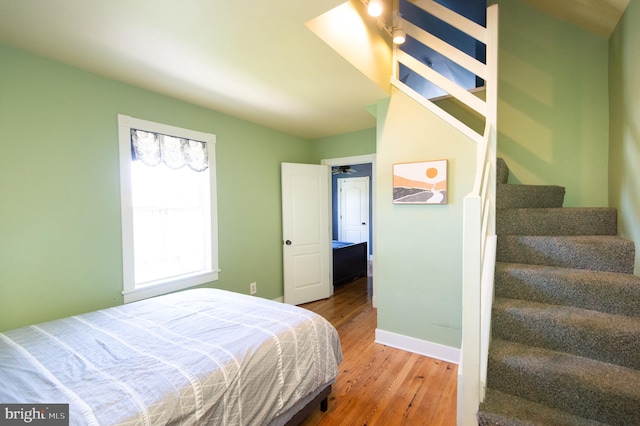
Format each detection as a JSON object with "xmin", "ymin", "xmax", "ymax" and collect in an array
[{"xmin": 375, "ymin": 329, "xmax": 460, "ymax": 364}]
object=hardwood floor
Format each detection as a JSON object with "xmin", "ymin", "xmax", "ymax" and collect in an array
[{"xmin": 300, "ymin": 277, "xmax": 458, "ymax": 426}]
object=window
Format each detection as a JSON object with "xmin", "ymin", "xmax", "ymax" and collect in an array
[{"xmin": 118, "ymin": 115, "xmax": 218, "ymax": 303}]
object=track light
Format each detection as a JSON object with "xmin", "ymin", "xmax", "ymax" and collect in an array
[
  {"xmin": 367, "ymin": 0, "xmax": 383, "ymax": 17},
  {"xmin": 360, "ymin": 0, "xmax": 404, "ymax": 45},
  {"xmin": 392, "ymin": 28, "xmax": 406, "ymax": 44}
]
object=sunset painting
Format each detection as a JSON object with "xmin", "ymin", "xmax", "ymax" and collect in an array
[{"xmin": 393, "ymin": 159, "xmax": 448, "ymax": 204}]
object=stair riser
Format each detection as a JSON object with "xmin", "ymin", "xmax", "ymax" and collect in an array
[
  {"xmin": 497, "ymin": 158, "xmax": 509, "ymax": 184},
  {"xmin": 487, "ymin": 346, "xmax": 640, "ymax": 424},
  {"xmin": 479, "ymin": 389, "xmax": 607, "ymax": 426},
  {"xmin": 494, "ymin": 263, "xmax": 640, "ymax": 318},
  {"xmin": 497, "ymin": 236, "xmax": 635, "ymax": 273},
  {"xmin": 497, "ymin": 208, "xmax": 617, "ymax": 236},
  {"xmin": 497, "ymin": 184, "xmax": 565, "ymax": 209},
  {"xmin": 491, "ymin": 302, "xmax": 640, "ymax": 369}
]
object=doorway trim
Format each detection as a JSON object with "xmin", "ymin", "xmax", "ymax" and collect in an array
[{"xmin": 322, "ymin": 154, "xmax": 377, "ymax": 307}]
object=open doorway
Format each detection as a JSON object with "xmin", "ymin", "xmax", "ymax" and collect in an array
[
  {"xmin": 322, "ymin": 154, "xmax": 376, "ymax": 307},
  {"xmin": 337, "ymin": 176, "xmax": 369, "ymax": 245}
]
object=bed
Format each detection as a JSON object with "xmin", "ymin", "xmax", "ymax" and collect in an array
[
  {"xmin": 0, "ymin": 288, "xmax": 342, "ymax": 425},
  {"xmin": 332, "ymin": 241, "xmax": 368, "ymax": 286}
]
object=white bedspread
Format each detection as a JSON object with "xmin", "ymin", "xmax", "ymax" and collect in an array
[{"xmin": 0, "ymin": 288, "xmax": 342, "ymax": 425}]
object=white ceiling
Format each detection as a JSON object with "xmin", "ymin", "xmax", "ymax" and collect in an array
[
  {"xmin": 0, "ymin": 0, "xmax": 390, "ymax": 139},
  {"xmin": 522, "ymin": 0, "xmax": 629, "ymax": 38},
  {"xmin": 0, "ymin": 0, "xmax": 629, "ymax": 139}
]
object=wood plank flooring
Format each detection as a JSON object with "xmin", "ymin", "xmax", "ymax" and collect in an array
[{"xmin": 299, "ymin": 276, "xmax": 458, "ymax": 426}]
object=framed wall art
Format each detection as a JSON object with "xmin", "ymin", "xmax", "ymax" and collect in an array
[{"xmin": 392, "ymin": 159, "xmax": 448, "ymax": 204}]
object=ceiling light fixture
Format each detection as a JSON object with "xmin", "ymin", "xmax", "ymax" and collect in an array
[
  {"xmin": 359, "ymin": 0, "xmax": 406, "ymax": 45},
  {"xmin": 367, "ymin": 0, "xmax": 383, "ymax": 17},
  {"xmin": 392, "ymin": 28, "xmax": 406, "ymax": 44}
]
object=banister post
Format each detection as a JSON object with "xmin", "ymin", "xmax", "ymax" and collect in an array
[{"xmin": 458, "ymin": 194, "xmax": 482, "ymax": 426}]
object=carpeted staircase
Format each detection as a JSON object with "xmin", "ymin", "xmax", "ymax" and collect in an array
[{"xmin": 477, "ymin": 158, "xmax": 640, "ymax": 425}]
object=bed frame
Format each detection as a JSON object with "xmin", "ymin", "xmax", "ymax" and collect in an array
[
  {"xmin": 282, "ymin": 384, "xmax": 331, "ymax": 425},
  {"xmin": 0, "ymin": 289, "xmax": 341, "ymax": 426},
  {"xmin": 332, "ymin": 241, "xmax": 367, "ymax": 286}
]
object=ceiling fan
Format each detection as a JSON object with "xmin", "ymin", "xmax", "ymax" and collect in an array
[{"xmin": 332, "ymin": 165, "xmax": 357, "ymax": 175}]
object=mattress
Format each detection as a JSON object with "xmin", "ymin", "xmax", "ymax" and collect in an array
[{"xmin": 0, "ymin": 288, "xmax": 342, "ymax": 425}]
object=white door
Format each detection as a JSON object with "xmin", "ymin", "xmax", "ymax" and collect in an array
[
  {"xmin": 282, "ymin": 163, "xmax": 331, "ymax": 305},
  {"xmin": 338, "ymin": 177, "xmax": 370, "ymax": 246}
]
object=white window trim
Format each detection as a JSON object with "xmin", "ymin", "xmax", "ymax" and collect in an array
[{"xmin": 117, "ymin": 114, "xmax": 219, "ymax": 303}]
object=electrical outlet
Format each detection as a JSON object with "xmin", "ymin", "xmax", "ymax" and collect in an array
[{"xmin": 250, "ymin": 282, "xmax": 257, "ymax": 295}]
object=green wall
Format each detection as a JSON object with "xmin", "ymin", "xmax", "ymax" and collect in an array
[
  {"xmin": 1, "ymin": 0, "xmax": 628, "ymax": 350},
  {"xmin": 609, "ymin": 0, "xmax": 640, "ymax": 274},
  {"xmin": 495, "ymin": 0, "xmax": 609, "ymax": 207},
  {"xmin": 375, "ymin": 92, "xmax": 476, "ymax": 348},
  {"xmin": 309, "ymin": 127, "xmax": 376, "ymax": 162},
  {"xmin": 371, "ymin": 0, "xmax": 613, "ymax": 349},
  {"xmin": 0, "ymin": 45, "xmax": 311, "ymax": 331}
]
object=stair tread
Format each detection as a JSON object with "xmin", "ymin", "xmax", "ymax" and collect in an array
[
  {"xmin": 496, "ymin": 261, "xmax": 640, "ymax": 282},
  {"xmin": 493, "ymin": 296, "xmax": 640, "ymax": 331},
  {"xmin": 499, "ymin": 207, "xmax": 615, "ymax": 211},
  {"xmin": 488, "ymin": 338, "xmax": 640, "ymax": 394},
  {"xmin": 496, "ymin": 235, "xmax": 635, "ymax": 273},
  {"xmin": 479, "ymin": 389, "xmax": 606, "ymax": 426},
  {"xmin": 495, "ymin": 262, "xmax": 640, "ymax": 317},
  {"xmin": 496, "ymin": 207, "xmax": 617, "ymax": 236},
  {"xmin": 499, "ymin": 234, "xmax": 632, "ymax": 242},
  {"xmin": 500, "ymin": 183, "xmax": 566, "ymax": 189},
  {"xmin": 492, "ymin": 297, "xmax": 640, "ymax": 368},
  {"xmin": 487, "ymin": 339, "xmax": 640, "ymax": 424}
]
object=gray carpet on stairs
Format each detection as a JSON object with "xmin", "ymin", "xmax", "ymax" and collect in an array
[
  {"xmin": 496, "ymin": 235, "xmax": 635, "ymax": 274},
  {"xmin": 496, "ymin": 207, "xmax": 617, "ymax": 236},
  {"xmin": 479, "ymin": 389, "xmax": 607, "ymax": 426},
  {"xmin": 485, "ymin": 339, "xmax": 640, "ymax": 425},
  {"xmin": 497, "ymin": 184, "xmax": 566, "ymax": 209},
  {"xmin": 478, "ymin": 159, "xmax": 640, "ymax": 425},
  {"xmin": 491, "ymin": 297, "xmax": 640, "ymax": 369},
  {"xmin": 494, "ymin": 262, "xmax": 640, "ymax": 318}
]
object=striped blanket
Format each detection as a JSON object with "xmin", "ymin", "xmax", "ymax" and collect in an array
[{"xmin": 0, "ymin": 288, "xmax": 342, "ymax": 425}]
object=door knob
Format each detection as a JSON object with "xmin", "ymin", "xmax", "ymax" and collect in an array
[
  {"xmin": 285, "ymin": 240, "xmax": 292, "ymax": 245},
  {"xmin": 362, "ymin": 222, "xmax": 366, "ymax": 225}
]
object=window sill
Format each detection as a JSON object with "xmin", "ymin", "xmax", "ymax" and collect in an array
[{"xmin": 122, "ymin": 270, "xmax": 220, "ymax": 303}]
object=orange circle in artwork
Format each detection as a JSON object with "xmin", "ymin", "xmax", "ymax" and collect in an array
[{"xmin": 426, "ymin": 167, "xmax": 438, "ymax": 179}]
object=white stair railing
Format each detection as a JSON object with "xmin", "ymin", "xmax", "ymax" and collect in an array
[
  {"xmin": 391, "ymin": 1, "xmax": 498, "ymax": 144},
  {"xmin": 459, "ymin": 123, "xmax": 497, "ymax": 425},
  {"xmin": 390, "ymin": 2, "xmax": 499, "ymax": 424}
]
